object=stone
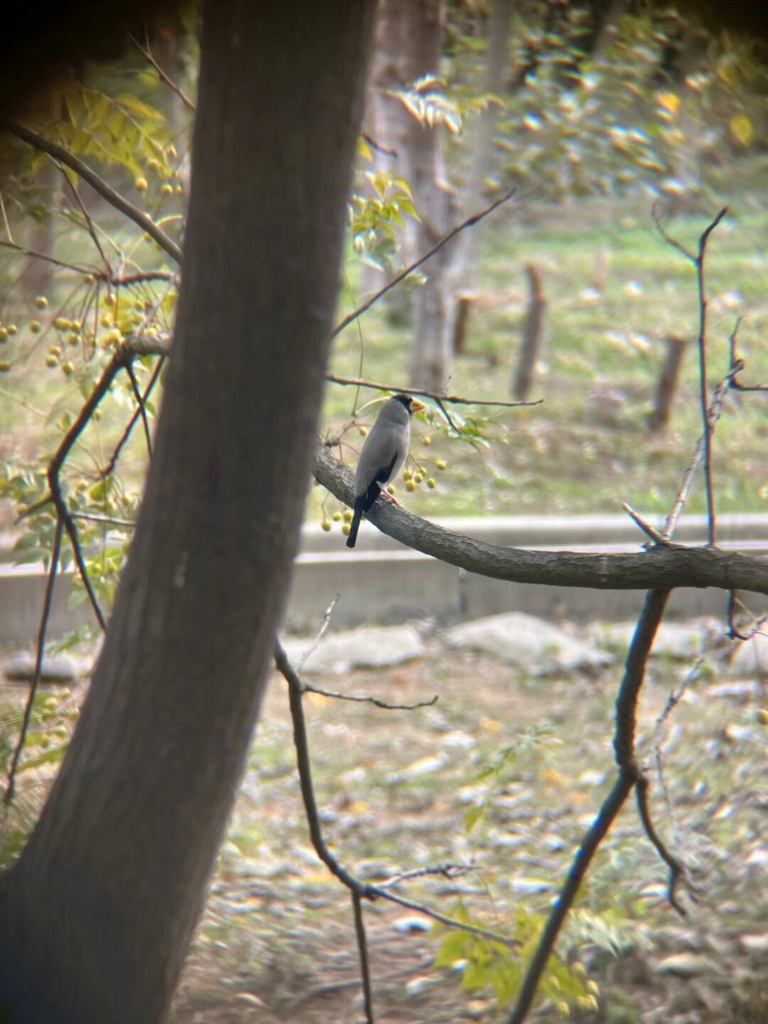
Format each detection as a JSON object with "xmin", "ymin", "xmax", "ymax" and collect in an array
[
  {"xmin": 445, "ymin": 612, "xmax": 613, "ymax": 675},
  {"xmin": 3, "ymin": 651, "xmax": 78, "ymax": 684},
  {"xmin": 280, "ymin": 625, "xmax": 424, "ymax": 675}
]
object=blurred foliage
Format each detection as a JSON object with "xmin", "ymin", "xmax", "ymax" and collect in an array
[{"xmin": 444, "ymin": 3, "xmax": 768, "ymax": 201}]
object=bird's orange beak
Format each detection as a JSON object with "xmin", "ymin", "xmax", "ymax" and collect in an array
[{"xmin": 410, "ymin": 398, "xmax": 427, "ymax": 413}]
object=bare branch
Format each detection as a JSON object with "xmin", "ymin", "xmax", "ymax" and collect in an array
[
  {"xmin": 728, "ymin": 318, "xmax": 768, "ymax": 392},
  {"xmin": 303, "ymin": 683, "xmax": 438, "ymax": 710},
  {"xmin": 129, "ymin": 34, "xmax": 197, "ymax": 113},
  {"xmin": 352, "ymin": 892, "xmax": 375, "ymax": 1024},
  {"xmin": 653, "ymin": 207, "xmax": 728, "ymax": 545},
  {"xmin": 99, "ymin": 355, "xmax": 165, "ymax": 480},
  {"xmin": 332, "ymin": 188, "xmax": 515, "ymax": 339},
  {"xmin": 4, "ymin": 517, "xmax": 64, "ymax": 806},
  {"xmin": 508, "ymin": 588, "xmax": 671, "ymax": 1024},
  {"xmin": 0, "ymin": 117, "xmax": 182, "ymax": 264},
  {"xmin": 315, "ymin": 444, "xmax": 768, "ymax": 595},
  {"xmin": 325, "ymin": 373, "xmax": 541, "ymax": 411}
]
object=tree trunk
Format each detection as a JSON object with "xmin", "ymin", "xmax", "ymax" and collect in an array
[
  {"xmin": 359, "ymin": 0, "xmax": 414, "ymax": 306},
  {"xmin": 0, "ymin": 3, "xmax": 375, "ymax": 1023},
  {"xmin": 449, "ymin": 0, "xmax": 513, "ymax": 302},
  {"xmin": 405, "ymin": 0, "xmax": 455, "ymax": 392}
]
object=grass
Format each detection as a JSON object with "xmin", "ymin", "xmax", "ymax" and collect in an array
[
  {"xmin": 1, "ymin": 181, "xmax": 767, "ymax": 538},
  {"xmin": 316, "ymin": 190, "xmax": 768, "ymax": 531}
]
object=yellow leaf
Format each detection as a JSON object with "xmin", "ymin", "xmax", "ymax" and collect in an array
[
  {"xmin": 656, "ymin": 92, "xmax": 680, "ymax": 115},
  {"xmin": 729, "ymin": 114, "xmax": 754, "ymax": 148}
]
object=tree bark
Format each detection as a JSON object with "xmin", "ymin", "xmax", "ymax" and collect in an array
[
  {"xmin": 0, "ymin": 3, "xmax": 375, "ymax": 1023},
  {"xmin": 449, "ymin": 0, "xmax": 513, "ymax": 298},
  {"xmin": 406, "ymin": 0, "xmax": 455, "ymax": 392},
  {"xmin": 315, "ymin": 444, "xmax": 768, "ymax": 596}
]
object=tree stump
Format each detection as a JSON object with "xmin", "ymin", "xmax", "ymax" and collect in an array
[
  {"xmin": 511, "ymin": 263, "xmax": 546, "ymax": 401},
  {"xmin": 649, "ymin": 334, "xmax": 687, "ymax": 432}
]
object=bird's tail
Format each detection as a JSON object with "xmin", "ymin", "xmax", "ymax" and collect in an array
[{"xmin": 346, "ymin": 500, "xmax": 364, "ymax": 548}]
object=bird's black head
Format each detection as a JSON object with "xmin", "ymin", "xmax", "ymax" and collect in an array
[{"xmin": 392, "ymin": 394, "xmax": 425, "ymax": 415}]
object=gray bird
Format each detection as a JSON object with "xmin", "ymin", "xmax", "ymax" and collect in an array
[{"xmin": 346, "ymin": 394, "xmax": 425, "ymax": 549}]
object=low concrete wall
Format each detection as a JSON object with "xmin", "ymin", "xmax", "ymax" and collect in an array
[{"xmin": 1, "ymin": 515, "xmax": 766, "ymax": 642}]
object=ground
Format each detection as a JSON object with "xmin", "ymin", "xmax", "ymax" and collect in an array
[{"xmin": 154, "ymin": 632, "xmax": 768, "ymax": 1024}]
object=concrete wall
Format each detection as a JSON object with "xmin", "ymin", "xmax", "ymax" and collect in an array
[{"xmin": 1, "ymin": 515, "xmax": 767, "ymax": 642}]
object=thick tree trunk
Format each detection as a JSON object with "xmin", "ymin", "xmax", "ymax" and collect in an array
[{"xmin": 0, "ymin": 3, "xmax": 375, "ymax": 1023}]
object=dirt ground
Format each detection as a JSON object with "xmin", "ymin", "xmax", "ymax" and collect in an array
[{"xmin": 163, "ymin": 635, "xmax": 768, "ymax": 1024}]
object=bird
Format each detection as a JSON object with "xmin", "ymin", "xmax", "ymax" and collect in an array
[{"xmin": 346, "ymin": 394, "xmax": 425, "ymax": 548}]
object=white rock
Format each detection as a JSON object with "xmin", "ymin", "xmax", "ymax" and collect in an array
[
  {"xmin": 281, "ymin": 625, "xmax": 424, "ymax": 675},
  {"xmin": 445, "ymin": 613, "xmax": 612, "ymax": 675}
]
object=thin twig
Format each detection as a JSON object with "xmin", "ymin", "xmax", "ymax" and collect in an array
[
  {"xmin": 352, "ymin": 892, "xmax": 375, "ymax": 1024},
  {"xmin": 654, "ymin": 207, "xmax": 728, "ymax": 545},
  {"xmin": 4, "ymin": 517, "xmax": 64, "ymax": 806},
  {"xmin": 331, "ymin": 188, "xmax": 515, "ymax": 339},
  {"xmin": 622, "ymin": 504, "xmax": 672, "ymax": 547},
  {"xmin": 326, "ymin": 373, "xmax": 541, "ymax": 410},
  {"xmin": 303, "ymin": 684, "xmax": 438, "ymax": 711},
  {"xmin": 130, "ymin": 34, "xmax": 197, "ymax": 113},
  {"xmin": 275, "ymin": 640, "xmax": 519, "ymax": 964},
  {"xmin": 100, "ymin": 353, "xmax": 165, "ymax": 479},
  {"xmin": 635, "ymin": 777, "xmax": 685, "ymax": 913},
  {"xmin": 0, "ymin": 117, "xmax": 182, "ymax": 264},
  {"xmin": 59, "ymin": 163, "xmax": 110, "ymax": 273},
  {"xmin": 508, "ymin": 588, "xmax": 672, "ymax": 1024},
  {"xmin": 728, "ymin": 318, "xmax": 768, "ymax": 392},
  {"xmin": 124, "ymin": 360, "xmax": 153, "ymax": 459},
  {"xmin": 0, "ymin": 239, "xmax": 93, "ymax": 276},
  {"xmin": 47, "ymin": 348, "xmax": 144, "ymax": 631}
]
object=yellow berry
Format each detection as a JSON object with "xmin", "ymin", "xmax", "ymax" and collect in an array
[
  {"xmin": 359, "ymin": 426, "xmax": 368, "ymax": 437},
  {"xmin": 103, "ymin": 293, "xmax": 115, "ymax": 307},
  {"xmin": 34, "ymin": 295, "xmax": 48, "ymax": 309},
  {"xmin": 135, "ymin": 177, "xmax": 148, "ymax": 192},
  {"xmin": 413, "ymin": 473, "xmax": 423, "ymax": 484},
  {"xmin": 586, "ymin": 980, "xmax": 600, "ymax": 995},
  {"xmin": 6, "ymin": 325, "xmax": 17, "ymax": 335},
  {"xmin": 436, "ymin": 459, "xmax": 447, "ymax": 470},
  {"xmin": 147, "ymin": 158, "xmax": 160, "ymax": 171},
  {"xmin": 342, "ymin": 523, "xmax": 351, "ymax": 536},
  {"xmin": 53, "ymin": 318, "xmax": 70, "ymax": 330},
  {"xmin": 343, "ymin": 509, "xmax": 353, "ymax": 522},
  {"xmin": 405, "ymin": 480, "xmax": 416, "ymax": 492},
  {"xmin": 403, "ymin": 469, "xmax": 413, "ymax": 482},
  {"xmin": 99, "ymin": 314, "xmax": 113, "ymax": 328},
  {"xmin": 62, "ymin": 361, "xmax": 75, "ymax": 375},
  {"xmin": 0, "ymin": 361, "xmax": 11, "ymax": 372},
  {"xmin": 174, "ymin": 184, "xmax": 183, "ymax": 195},
  {"xmin": 83, "ymin": 273, "xmax": 94, "ymax": 283},
  {"xmin": 161, "ymin": 183, "xmax": 173, "ymax": 195},
  {"xmin": 0, "ymin": 328, "xmax": 8, "ymax": 342},
  {"xmin": 422, "ymin": 436, "xmax": 432, "ymax": 446},
  {"xmin": 758, "ymin": 709, "xmax": 768, "ymax": 725},
  {"xmin": 320, "ymin": 518, "xmax": 332, "ymax": 532},
  {"xmin": 48, "ymin": 345, "xmax": 62, "ymax": 356},
  {"xmin": 427, "ymin": 477, "xmax": 436, "ymax": 488},
  {"xmin": 387, "ymin": 484, "xmax": 396, "ymax": 495},
  {"xmin": 45, "ymin": 355, "xmax": 58, "ymax": 367},
  {"xmin": 332, "ymin": 511, "xmax": 343, "ymax": 522},
  {"xmin": 66, "ymin": 332, "xmax": 79, "ymax": 346},
  {"xmin": 28, "ymin": 320, "xmax": 41, "ymax": 333}
]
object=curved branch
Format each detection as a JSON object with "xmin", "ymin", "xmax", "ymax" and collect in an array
[
  {"xmin": 0, "ymin": 117, "xmax": 182, "ymax": 264},
  {"xmin": 314, "ymin": 445, "xmax": 768, "ymax": 595}
]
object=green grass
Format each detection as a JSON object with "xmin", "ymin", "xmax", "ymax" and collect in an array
[
  {"xmin": 317, "ymin": 193, "xmax": 768, "ymax": 527},
  {"xmin": 2, "ymin": 186, "xmax": 767, "ymax": 538}
]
